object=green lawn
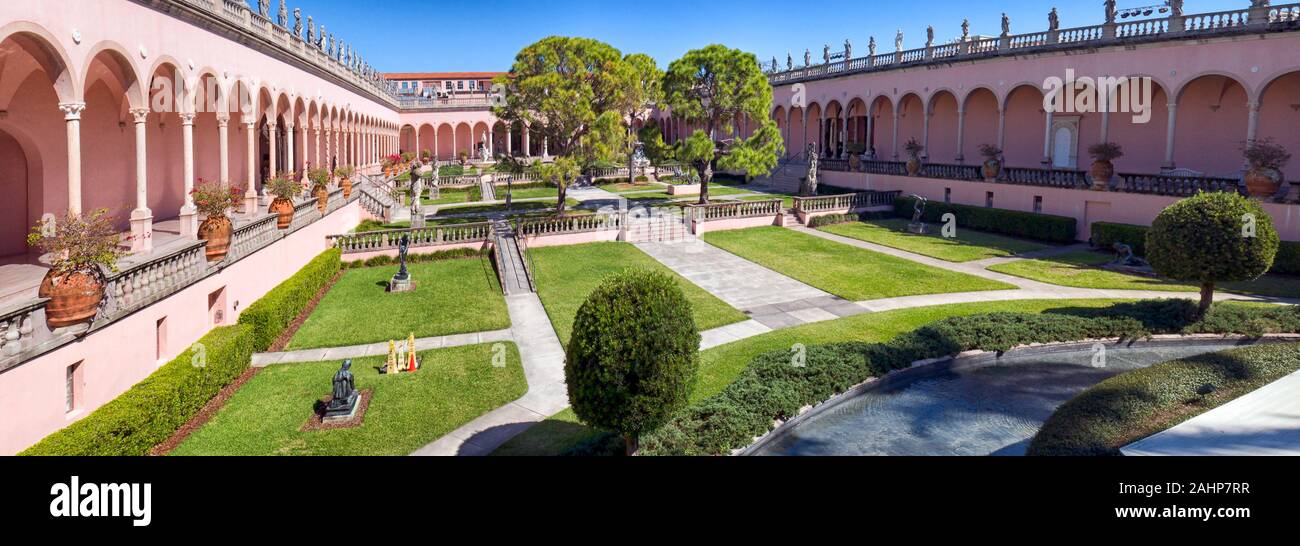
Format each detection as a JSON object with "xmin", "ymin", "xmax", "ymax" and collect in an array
[
  {"xmin": 597, "ymin": 181, "xmax": 667, "ymax": 193},
  {"xmin": 174, "ymin": 343, "xmax": 526, "ymax": 456},
  {"xmin": 820, "ymin": 219, "xmax": 1052, "ymax": 263},
  {"xmin": 498, "ymin": 186, "xmax": 559, "ymax": 200},
  {"xmin": 422, "ymin": 188, "xmax": 472, "ymax": 206},
  {"xmin": 492, "ymin": 298, "xmax": 1130, "ymax": 456},
  {"xmin": 287, "ymin": 258, "xmax": 510, "ymax": 350},
  {"xmin": 528, "ymin": 242, "xmax": 748, "ymax": 347},
  {"xmin": 703, "ymin": 227, "xmax": 1015, "ymax": 301},
  {"xmin": 987, "ymin": 251, "xmax": 1300, "ymax": 299},
  {"xmin": 353, "ymin": 220, "xmax": 410, "ymax": 233},
  {"xmin": 738, "ymin": 193, "xmax": 795, "ymax": 209}
]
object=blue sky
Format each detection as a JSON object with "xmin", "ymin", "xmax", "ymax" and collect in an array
[{"xmin": 275, "ymin": 0, "xmax": 1246, "ymax": 72}]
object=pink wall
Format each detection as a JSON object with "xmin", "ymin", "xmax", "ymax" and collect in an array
[
  {"xmin": 0, "ymin": 131, "xmax": 29, "ymax": 257},
  {"xmin": 0, "ymin": 201, "xmax": 362, "ymax": 455},
  {"xmin": 820, "ymin": 170, "xmax": 1300, "ymax": 243}
]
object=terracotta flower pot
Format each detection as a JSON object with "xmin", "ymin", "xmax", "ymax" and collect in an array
[
  {"xmin": 199, "ymin": 214, "xmax": 233, "ymax": 262},
  {"xmin": 342, "ymin": 177, "xmax": 353, "ymax": 199},
  {"xmin": 314, "ymin": 184, "xmax": 329, "ymax": 212},
  {"xmin": 269, "ymin": 197, "xmax": 295, "ymax": 229},
  {"xmin": 906, "ymin": 158, "xmax": 921, "ymax": 176},
  {"xmin": 1089, "ymin": 160, "xmax": 1114, "ymax": 190},
  {"xmin": 39, "ymin": 270, "xmax": 104, "ymax": 329},
  {"xmin": 983, "ymin": 160, "xmax": 1001, "ymax": 181},
  {"xmin": 1245, "ymin": 168, "xmax": 1282, "ymax": 198}
]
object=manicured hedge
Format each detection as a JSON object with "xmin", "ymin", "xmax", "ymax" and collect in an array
[
  {"xmin": 1090, "ymin": 222, "xmax": 1150, "ymax": 256},
  {"xmin": 894, "ymin": 196, "xmax": 1077, "ymax": 244},
  {"xmin": 806, "ymin": 213, "xmax": 862, "ymax": 228},
  {"xmin": 238, "ymin": 248, "xmax": 342, "ymax": 351},
  {"xmin": 636, "ymin": 300, "xmax": 1300, "ymax": 456},
  {"xmin": 20, "ymin": 325, "xmax": 255, "ymax": 456},
  {"xmin": 1028, "ymin": 342, "xmax": 1300, "ymax": 456},
  {"xmin": 1090, "ymin": 221, "xmax": 1300, "ymax": 275}
]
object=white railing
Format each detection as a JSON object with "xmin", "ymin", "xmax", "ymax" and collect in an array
[
  {"xmin": 100, "ymin": 241, "xmax": 210, "ymax": 323},
  {"xmin": 793, "ymin": 191, "xmax": 901, "ymax": 214},
  {"xmin": 327, "ymin": 222, "xmax": 493, "ymax": 253},
  {"xmin": 517, "ymin": 212, "xmax": 624, "ymax": 236},
  {"xmin": 226, "ymin": 214, "xmax": 278, "ymax": 262},
  {"xmin": 685, "ymin": 199, "xmax": 781, "ymax": 222}
]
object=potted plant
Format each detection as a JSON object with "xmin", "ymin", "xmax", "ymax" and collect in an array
[
  {"xmin": 27, "ymin": 209, "xmax": 129, "ymax": 329},
  {"xmin": 1243, "ymin": 138, "xmax": 1291, "ymax": 198},
  {"xmin": 191, "ymin": 179, "xmax": 242, "ymax": 262},
  {"xmin": 335, "ymin": 165, "xmax": 356, "ymax": 199},
  {"xmin": 903, "ymin": 138, "xmax": 924, "ymax": 176},
  {"xmin": 420, "ymin": 149, "xmax": 432, "ymax": 163},
  {"xmin": 266, "ymin": 174, "xmax": 300, "ymax": 229},
  {"xmin": 1087, "ymin": 142, "xmax": 1123, "ymax": 190},
  {"xmin": 457, "ymin": 150, "xmax": 469, "ymax": 165},
  {"xmin": 979, "ymin": 144, "xmax": 1003, "ymax": 181}
]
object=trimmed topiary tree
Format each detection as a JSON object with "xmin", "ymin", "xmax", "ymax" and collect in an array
[
  {"xmin": 565, "ymin": 269, "xmax": 701, "ymax": 455},
  {"xmin": 1146, "ymin": 191, "xmax": 1279, "ymax": 314}
]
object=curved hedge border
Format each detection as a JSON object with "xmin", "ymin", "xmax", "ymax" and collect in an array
[
  {"xmin": 238, "ymin": 249, "xmax": 341, "ymax": 351},
  {"xmin": 1028, "ymin": 342, "xmax": 1300, "ymax": 456},
  {"xmin": 637, "ymin": 300, "xmax": 1300, "ymax": 456},
  {"xmin": 22, "ymin": 248, "xmax": 343, "ymax": 455},
  {"xmin": 1091, "ymin": 221, "xmax": 1300, "ymax": 276},
  {"xmin": 894, "ymin": 196, "xmax": 1077, "ymax": 244},
  {"xmin": 21, "ymin": 325, "xmax": 254, "ymax": 456}
]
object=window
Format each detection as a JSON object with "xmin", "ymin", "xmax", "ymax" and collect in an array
[
  {"xmin": 65, "ymin": 361, "xmax": 83, "ymax": 413},
  {"xmin": 468, "ymin": 80, "xmax": 476, "ymax": 90},
  {"xmin": 944, "ymin": 188, "xmax": 951, "ymax": 203},
  {"xmin": 1033, "ymin": 196, "xmax": 1043, "ymax": 214},
  {"xmin": 457, "ymin": 81, "xmax": 464, "ymax": 90},
  {"xmin": 985, "ymin": 192, "xmax": 994, "ymax": 208},
  {"xmin": 445, "ymin": 81, "xmax": 452, "ymax": 90},
  {"xmin": 156, "ymin": 316, "xmax": 168, "ymax": 364},
  {"xmin": 208, "ymin": 288, "xmax": 227, "ymax": 327}
]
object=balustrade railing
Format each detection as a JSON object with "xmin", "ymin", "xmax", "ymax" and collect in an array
[
  {"xmin": 1001, "ymin": 166, "xmax": 1088, "ymax": 188},
  {"xmin": 0, "ymin": 300, "xmax": 52, "ymax": 373},
  {"xmin": 517, "ymin": 212, "xmax": 624, "ymax": 237},
  {"xmin": 99, "ymin": 241, "xmax": 210, "ymax": 323},
  {"xmin": 922, "ymin": 162, "xmax": 982, "ymax": 181},
  {"xmin": 861, "ymin": 160, "xmax": 909, "ymax": 176},
  {"xmin": 226, "ymin": 214, "xmax": 278, "ymax": 263},
  {"xmin": 1116, "ymin": 173, "xmax": 1242, "ymax": 197},
  {"xmin": 794, "ymin": 191, "xmax": 902, "ymax": 214},
  {"xmin": 327, "ymin": 222, "xmax": 493, "ymax": 253},
  {"xmin": 767, "ymin": 3, "xmax": 1296, "ymax": 86},
  {"xmin": 685, "ymin": 199, "xmax": 782, "ymax": 222}
]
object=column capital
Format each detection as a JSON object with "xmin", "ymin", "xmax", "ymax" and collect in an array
[
  {"xmin": 130, "ymin": 108, "xmax": 150, "ymax": 124},
  {"xmin": 266, "ymin": 121, "xmax": 278, "ymax": 130},
  {"xmin": 179, "ymin": 112, "xmax": 197, "ymax": 125},
  {"xmin": 284, "ymin": 121, "xmax": 296, "ymax": 131},
  {"xmin": 59, "ymin": 101, "xmax": 87, "ymax": 120},
  {"xmin": 216, "ymin": 113, "xmax": 231, "ymax": 126}
]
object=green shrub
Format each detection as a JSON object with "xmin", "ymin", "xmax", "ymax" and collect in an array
[
  {"xmin": 1029, "ymin": 343, "xmax": 1300, "ymax": 456},
  {"xmin": 895, "ymin": 196, "xmax": 1077, "ymax": 243},
  {"xmin": 807, "ymin": 213, "xmax": 862, "ymax": 228},
  {"xmin": 238, "ymin": 249, "xmax": 341, "ymax": 351},
  {"xmin": 1091, "ymin": 222, "xmax": 1150, "ymax": 256},
  {"xmin": 566, "ymin": 269, "xmax": 701, "ymax": 454},
  {"xmin": 634, "ymin": 175, "xmax": 649, "ymax": 183},
  {"xmin": 637, "ymin": 300, "xmax": 1300, "ymax": 456},
  {"xmin": 439, "ymin": 165, "xmax": 465, "ymax": 177},
  {"xmin": 1147, "ymin": 192, "xmax": 1279, "ymax": 312},
  {"xmin": 1094, "ymin": 220, "xmax": 1299, "ymax": 276},
  {"xmin": 21, "ymin": 325, "xmax": 255, "ymax": 456},
  {"xmin": 346, "ymin": 247, "xmax": 486, "ymax": 268}
]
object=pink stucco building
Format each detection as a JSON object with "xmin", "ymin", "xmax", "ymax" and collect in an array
[{"xmin": 2, "ymin": 0, "xmax": 1299, "ymax": 454}]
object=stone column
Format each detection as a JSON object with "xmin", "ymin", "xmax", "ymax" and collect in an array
[
  {"xmin": 954, "ymin": 107, "xmax": 966, "ymax": 163},
  {"xmin": 922, "ymin": 110, "xmax": 932, "ymax": 160},
  {"xmin": 1100, "ymin": 109, "xmax": 1110, "ymax": 145},
  {"xmin": 522, "ymin": 124, "xmax": 531, "ymax": 157},
  {"xmin": 285, "ymin": 122, "xmax": 296, "ymax": 177},
  {"xmin": 489, "ymin": 129, "xmax": 496, "ymax": 157},
  {"xmin": 59, "ymin": 102, "xmax": 86, "ymax": 215},
  {"xmin": 997, "ymin": 108, "xmax": 1007, "ymax": 152},
  {"xmin": 130, "ymin": 108, "xmax": 153, "ymax": 253},
  {"xmin": 542, "ymin": 136, "xmax": 549, "ymax": 158},
  {"xmin": 1245, "ymin": 100, "xmax": 1262, "ymax": 170},
  {"xmin": 314, "ymin": 128, "xmax": 322, "ymax": 171},
  {"xmin": 179, "ymin": 112, "xmax": 198, "ymax": 238},
  {"xmin": 244, "ymin": 119, "xmax": 258, "ymax": 215},
  {"xmin": 784, "ymin": 110, "xmax": 792, "ymax": 158},
  {"xmin": 506, "ymin": 128, "xmax": 513, "ymax": 156},
  {"xmin": 216, "ymin": 114, "xmax": 231, "ymax": 186},
  {"xmin": 866, "ymin": 112, "xmax": 875, "ymax": 158},
  {"xmin": 840, "ymin": 112, "xmax": 849, "ymax": 159},
  {"xmin": 801, "ymin": 112, "xmax": 808, "ymax": 158},
  {"xmin": 267, "ymin": 121, "xmax": 278, "ymax": 177},
  {"xmin": 1042, "ymin": 109, "xmax": 1054, "ymax": 166},
  {"xmin": 1162, "ymin": 103, "xmax": 1177, "ymax": 170},
  {"xmin": 891, "ymin": 111, "xmax": 900, "ymax": 160}
]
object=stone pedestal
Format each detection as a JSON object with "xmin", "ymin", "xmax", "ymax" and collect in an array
[
  {"xmin": 389, "ymin": 274, "xmax": 414, "ymax": 293},
  {"xmin": 129, "ymin": 207, "xmax": 153, "ymax": 253},
  {"xmin": 907, "ymin": 222, "xmax": 927, "ymax": 235},
  {"xmin": 178, "ymin": 204, "xmax": 199, "ymax": 239},
  {"xmin": 322, "ymin": 391, "xmax": 361, "ymax": 423}
]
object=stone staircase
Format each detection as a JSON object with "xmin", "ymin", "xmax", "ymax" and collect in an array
[
  {"xmin": 490, "ymin": 221, "xmax": 534, "ymax": 295},
  {"xmin": 478, "ymin": 177, "xmax": 497, "ymax": 201},
  {"xmin": 752, "ymin": 161, "xmax": 805, "ymax": 194},
  {"xmin": 624, "ymin": 207, "xmax": 693, "ymax": 243}
]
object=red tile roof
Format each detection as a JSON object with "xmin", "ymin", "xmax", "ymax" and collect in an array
[{"xmin": 384, "ymin": 72, "xmax": 506, "ymax": 80}]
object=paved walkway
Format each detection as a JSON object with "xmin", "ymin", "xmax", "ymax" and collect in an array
[
  {"xmin": 1123, "ymin": 368, "xmax": 1300, "ymax": 456},
  {"xmin": 250, "ymin": 329, "xmax": 515, "ymax": 367},
  {"xmin": 412, "ymin": 293, "xmax": 568, "ymax": 456}
]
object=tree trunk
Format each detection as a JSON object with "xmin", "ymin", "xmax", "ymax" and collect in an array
[
  {"xmin": 1199, "ymin": 282, "xmax": 1214, "ymax": 316},
  {"xmin": 624, "ymin": 434, "xmax": 639, "ymax": 456},
  {"xmin": 697, "ymin": 162, "xmax": 713, "ymax": 205},
  {"xmin": 556, "ymin": 185, "xmax": 567, "ymax": 216},
  {"xmin": 628, "ymin": 126, "xmax": 637, "ymax": 186}
]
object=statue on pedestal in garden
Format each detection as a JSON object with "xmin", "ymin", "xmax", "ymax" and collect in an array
[
  {"xmin": 908, "ymin": 194, "xmax": 928, "ymax": 234},
  {"xmin": 801, "ymin": 143, "xmax": 819, "ymax": 197},
  {"xmin": 322, "ymin": 360, "xmax": 359, "ymax": 421}
]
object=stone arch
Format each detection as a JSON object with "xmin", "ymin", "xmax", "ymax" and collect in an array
[
  {"xmin": 1173, "ymin": 73, "xmax": 1250, "ymax": 177},
  {"xmin": 927, "ymin": 90, "xmax": 960, "ymax": 163},
  {"xmin": 961, "ymin": 87, "xmax": 1000, "ymax": 162},
  {"xmin": 1002, "ymin": 84, "xmax": 1046, "ymax": 168},
  {"xmin": 0, "ymin": 22, "xmax": 77, "ymax": 104},
  {"xmin": 1256, "ymin": 69, "xmax": 1300, "ymax": 180}
]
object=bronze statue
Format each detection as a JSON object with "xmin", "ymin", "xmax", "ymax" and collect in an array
[
  {"xmin": 325, "ymin": 360, "xmax": 359, "ymax": 418},
  {"xmin": 395, "ymin": 234, "xmax": 411, "ymax": 281}
]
